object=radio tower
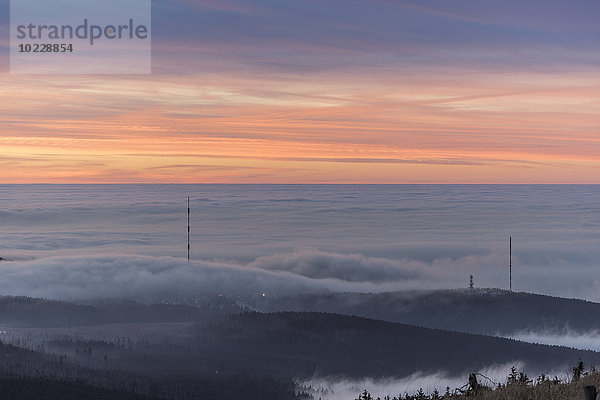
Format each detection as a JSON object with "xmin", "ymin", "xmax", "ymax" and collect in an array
[
  {"xmin": 509, "ymin": 236, "xmax": 512, "ymax": 292},
  {"xmin": 187, "ymin": 196, "xmax": 190, "ymax": 262}
]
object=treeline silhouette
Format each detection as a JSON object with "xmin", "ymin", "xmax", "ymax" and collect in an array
[{"xmin": 352, "ymin": 361, "xmax": 598, "ymax": 400}]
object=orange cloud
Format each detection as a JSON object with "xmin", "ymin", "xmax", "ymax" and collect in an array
[{"xmin": 1, "ymin": 68, "xmax": 599, "ymax": 183}]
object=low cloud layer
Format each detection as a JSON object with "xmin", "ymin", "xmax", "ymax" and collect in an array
[
  {"xmin": 0, "ymin": 250, "xmax": 446, "ymax": 300},
  {"xmin": 0, "ymin": 255, "xmax": 308, "ymax": 300},
  {"xmin": 249, "ymin": 250, "xmax": 430, "ymax": 283},
  {"xmin": 1, "ymin": 246, "xmax": 600, "ymax": 301},
  {"xmin": 505, "ymin": 329, "xmax": 600, "ymax": 353}
]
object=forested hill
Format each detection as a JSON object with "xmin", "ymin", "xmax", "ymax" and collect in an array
[
  {"xmin": 0, "ymin": 377, "xmax": 160, "ymax": 400},
  {"xmin": 0, "ymin": 296, "xmax": 599, "ymax": 399},
  {"xmin": 0, "ymin": 296, "xmax": 239, "ymax": 327},
  {"xmin": 6, "ymin": 290, "xmax": 600, "ymax": 336},
  {"xmin": 191, "ymin": 311, "xmax": 600, "ymax": 378},
  {"xmin": 252, "ymin": 289, "xmax": 600, "ymax": 335}
]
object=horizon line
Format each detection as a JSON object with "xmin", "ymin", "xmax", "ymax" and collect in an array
[{"xmin": 2, "ymin": 182, "xmax": 600, "ymax": 186}]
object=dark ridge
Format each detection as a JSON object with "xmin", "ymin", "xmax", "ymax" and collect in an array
[
  {"xmin": 0, "ymin": 377, "xmax": 160, "ymax": 400},
  {"xmin": 191, "ymin": 311, "xmax": 600, "ymax": 378},
  {"xmin": 252, "ymin": 289, "xmax": 600, "ymax": 335},
  {"xmin": 0, "ymin": 296, "xmax": 239, "ymax": 327},
  {"xmin": 0, "ymin": 339, "xmax": 298, "ymax": 400}
]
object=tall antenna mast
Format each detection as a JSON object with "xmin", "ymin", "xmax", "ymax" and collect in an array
[
  {"xmin": 187, "ymin": 196, "xmax": 190, "ymax": 262},
  {"xmin": 509, "ymin": 236, "xmax": 512, "ymax": 292}
]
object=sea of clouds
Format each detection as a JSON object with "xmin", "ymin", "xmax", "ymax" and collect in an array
[{"xmin": 1, "ymin": 184, "xmax": 600, "ymax": 301}]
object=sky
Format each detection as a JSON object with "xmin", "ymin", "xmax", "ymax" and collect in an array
[{"xmin": 0, "ymin": 0, "xmax": 599, "ymax": 183}]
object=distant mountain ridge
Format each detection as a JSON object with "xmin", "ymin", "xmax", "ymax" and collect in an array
[
  {"xmin": 4, "ymin": 289, "xmax": 600, "ymax": 335},
  {"xmin": 250, "ymin": 289, "xmax": 600, "ymax": 335},
  {"xmin": 0, "ymin": 296, "xmax": 238, "ymax": 327}
]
